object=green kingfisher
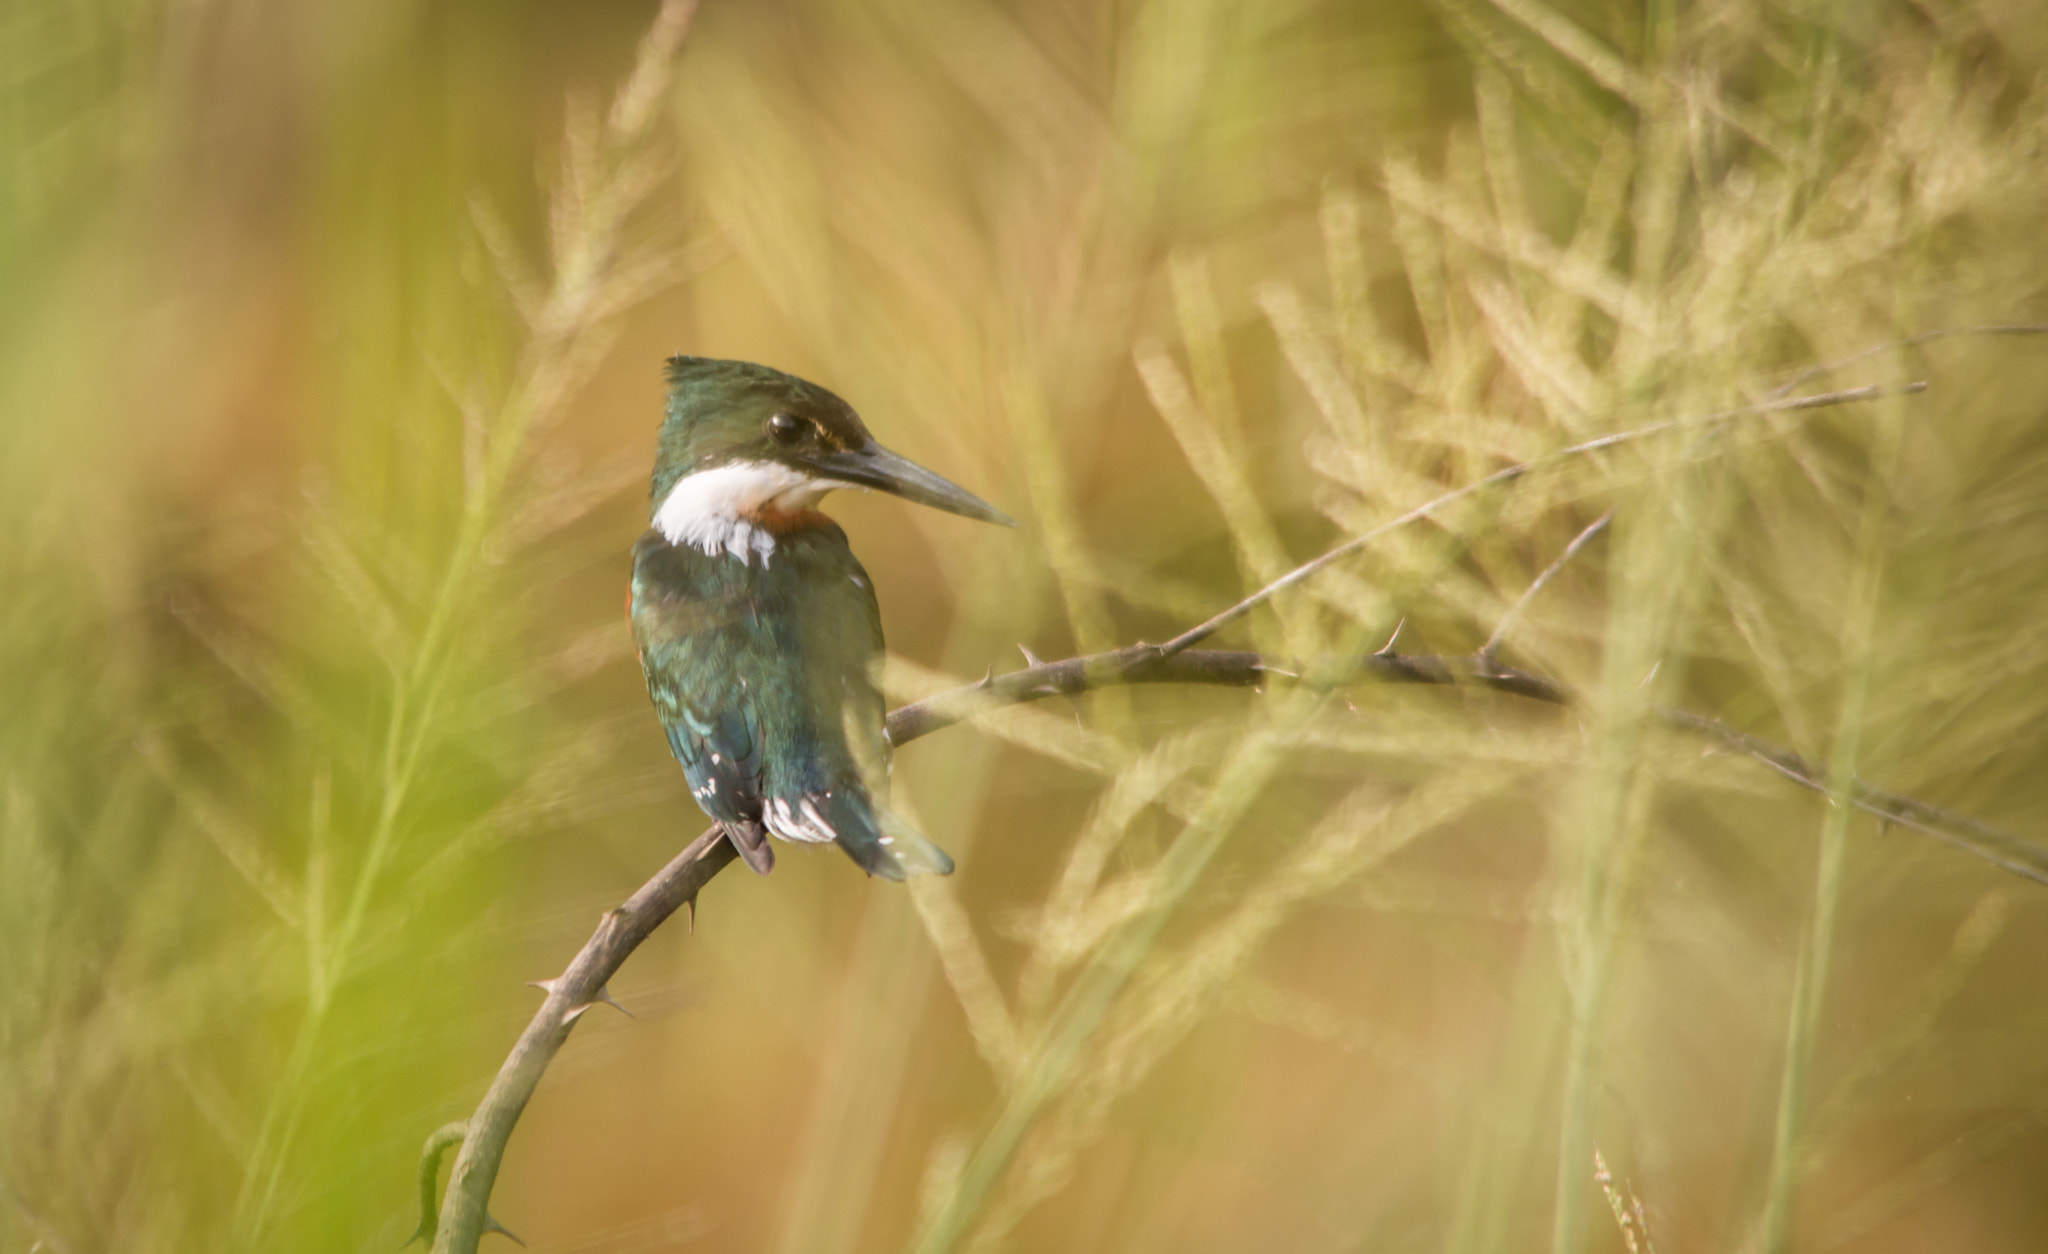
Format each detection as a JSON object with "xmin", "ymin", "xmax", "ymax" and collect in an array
[{"xmin": 631, "ymin": 357, "xmax": 1013, "ymax": 880}]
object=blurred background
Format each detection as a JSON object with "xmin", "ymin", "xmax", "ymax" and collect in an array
[{"xmin": 5, "ymin": 1, "xmax": 2048, "ymax": 1251}]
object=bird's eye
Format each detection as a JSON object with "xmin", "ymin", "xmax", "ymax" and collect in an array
[{"xmin": 766, "ymin": 412, "xmax": 806, "ymax": 445}]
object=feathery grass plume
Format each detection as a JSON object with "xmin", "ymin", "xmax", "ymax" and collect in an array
[
  {"xmin": 3, "ymin": 3, "xmax": 707, "ymax": 1251},
  {"xmin": 243, "ymin": 5, "xmax": 710, "ymax": 1244}
]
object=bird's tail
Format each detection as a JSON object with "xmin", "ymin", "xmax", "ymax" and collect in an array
[
  {"xmin": 818, "ymin": 787, "xmax": 954, "ymax": 880},
  {"xmin": 722, "ymin": 819, "xmax": 775, "ymax": 875}
]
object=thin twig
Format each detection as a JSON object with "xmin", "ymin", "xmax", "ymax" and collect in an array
[
  {"xmin": 1480, "ymin": 510, "xmax": 1612, "ymax": 664},
  {"xmin": 1658, "ymin": 709, "xmax": 2048, "ymax": 889},
  {"xmin": 1150, "ymin": 379, "xmax": 1924, "ymax": 660},
  {"xmin": 1765, "ymin": 324, "xmax": 2048, "ymax": 400}
]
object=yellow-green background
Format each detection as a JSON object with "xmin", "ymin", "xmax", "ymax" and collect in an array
[{"xmin": 5, "ymin": 2, "xmax": 2048, "ymax": 1252}]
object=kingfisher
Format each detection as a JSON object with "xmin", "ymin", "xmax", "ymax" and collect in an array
[{"xmin": 631, "ymin": 357, "xmax": 1013, "ymax": 880}]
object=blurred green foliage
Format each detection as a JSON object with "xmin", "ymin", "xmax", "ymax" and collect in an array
[{"xmin": 4, "ymin": 2, "xmax": 2048, "ymax": 1253}]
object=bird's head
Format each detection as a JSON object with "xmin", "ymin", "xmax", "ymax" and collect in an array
[{"xmin": 650, "ymin": 358, "xmax": 1014, "ymax": 549}]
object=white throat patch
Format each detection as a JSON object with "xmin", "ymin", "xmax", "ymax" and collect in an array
[{"xmin": 653, "ymin": 460, "xmax": 850, "ymax": 565}]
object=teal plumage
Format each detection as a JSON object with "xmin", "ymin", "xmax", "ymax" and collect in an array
[
  {"xmin": 631, "ymin": 520, "xmax": 949, "ymax": 878},
  {"xmin": 630, "ymin": 357, "xmax": 1010, "ymax": 879}
]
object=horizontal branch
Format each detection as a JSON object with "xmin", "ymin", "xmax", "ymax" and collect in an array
[
  {"xmin": 897, "ymin": 649, "xmax": 2044, "ymax": 885},
  {"xmin": 882, "ymin": 646, "xmax": 1566, "ymax": 744}
]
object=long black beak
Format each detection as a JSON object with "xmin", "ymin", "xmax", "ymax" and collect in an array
[{"xmin": 801, "ymin": 441, "xmax": 1016, "ymax": 527}]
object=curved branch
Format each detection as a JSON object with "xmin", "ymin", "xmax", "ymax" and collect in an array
[
  {"xmin": 410, "ymin": 1122, "xmax": 467, "ymax": 1246},
  {"xmin": 430, "ymin": 829, "xmax": 737, "ymax": 1252},
  {"xmin": 427, "ymin": 640, "xmax": 2044, "ymax": 1251}
]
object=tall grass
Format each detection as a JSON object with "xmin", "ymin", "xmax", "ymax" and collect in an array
[
  {"xmin": 4, "ymin": 2, "xmax": 703, "ymax": 1250},
  {"xmin": 7, "ymin": 2, "xmax": 2048, "ymax": 1253}
]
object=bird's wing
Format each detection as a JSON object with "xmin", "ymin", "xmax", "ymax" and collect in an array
[
  {"xmin": 632, "ymin": 533, "xmax": 775, "ymax": 872},
  {"xmin": 757, "ymin": 534, "xmax": 953, "ymax": 879},
  {"xmin": 662, "ymin": 711, "xmax": 775, "ymax": 874}
]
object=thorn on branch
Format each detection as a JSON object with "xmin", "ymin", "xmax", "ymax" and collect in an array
[
  {"xmin": 1375, "ymin": 618, "xmax": 1405, "ymax": 657},
  {"xmin": 560, "ymin": 985, "xmax": 633, "ymax": 1026},
  {"xmin": 533, "ymin": 972, "xmax": 633, "ymax": 1025},
  {"xmin": 482, "ymin": 1213, "xmax": 527, "ymax": 1247}
]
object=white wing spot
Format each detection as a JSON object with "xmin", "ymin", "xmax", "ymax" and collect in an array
[
  {"xmin": 796, "ymin": 797, "xmax": 839, "ymax": 843},
  {"xmin": 765, "ymin": 795, "xmax": 837, "ymax": 844}
]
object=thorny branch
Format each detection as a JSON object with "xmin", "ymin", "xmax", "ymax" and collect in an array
[{"xmin": 419, "ymin": 373, "xmax": 2048, "ymax": 1252}]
